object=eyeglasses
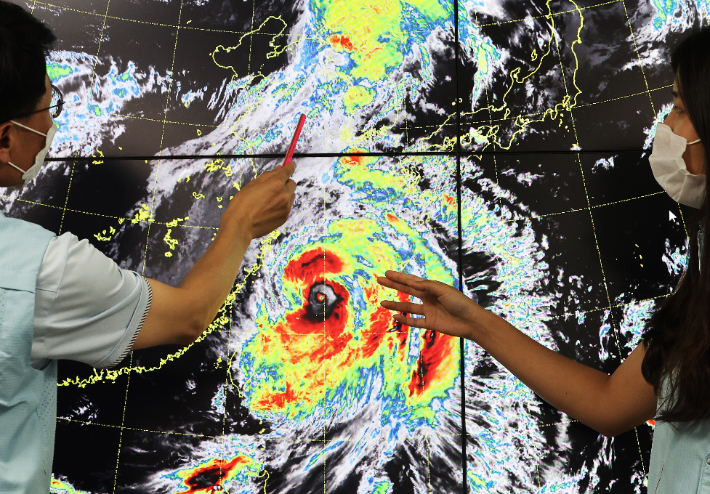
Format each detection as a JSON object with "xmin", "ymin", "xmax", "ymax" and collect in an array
[
  {"xmin": 38, "ymin": 85, "xmax": 64, "ymax": 119},
  {"xmin": 7, "ymin": 85, "xmax": 64, "ymax": 121}
]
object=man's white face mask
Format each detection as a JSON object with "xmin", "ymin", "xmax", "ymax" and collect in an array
[
  {"xmin": 649, "ymin": 123, "xmax": 704, "ymax": 208},
  {"xmin": 6, "ymin": 121, "xmax": 57, "ymax": 186}
]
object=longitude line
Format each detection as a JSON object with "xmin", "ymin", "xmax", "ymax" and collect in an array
[
  {"xmin": 471, "ymin": 11, "xmax": 498, "ymax": 187},
  {"xmin": 141, "ymin": 0, "xmax": 185, "ymax": 278},
  {"xmin": 678, "ymin": 205, "xmax": 689, "ymax": 238},
  {"xmin": 247, "ymin": 0, "xmax": 256, "ymax": 74},
  {"xmin": 218, "ymin": 303, "xmax": 232, "ymax": 485},
  {"xmin": 554, "ymin": 3, "xmax": 623, "ymax": 391},
  {"xmin": 322, "ymin": 157, "xmax": 327, "ymax": 494},
  {"xmin": 89, "ymin": 0, "xmax": 112, "ymax": 96},
  {"xmin": 112, "ymin": 354, "xmax": 133, "ymax": 492},
  {"xmin": 112, "ymin": 1, "xmax": 185, "ymax": 489},
  {"xmin": 453, "ymin": 0, "xmax": 467, "ymax": 492},
  {"xmin": 620, "ymin": 0, "xmax": 655, "ymax": 115},
  {"xmin": 553, "ymin": 8, "xmax": 639, "ymax": 491},
  {"xmin": 56, "ymin": 0, "xmax": 110, "ymax": 238},
  {"xmin": 57, "ymin": 162, "xmax": 75, "ymax": 235},
  {"xmin": 620, "ymin": 0, "xmax": 655, "ymax": 477}
]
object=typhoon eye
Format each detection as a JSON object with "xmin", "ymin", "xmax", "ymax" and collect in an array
[{"xmin": 307, "ymin": 283, "xmax": 340, "ymax": 320}]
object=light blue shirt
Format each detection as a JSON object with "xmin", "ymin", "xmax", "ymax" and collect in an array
[
  {"xmin": 0, "ymin": 216, "xmax": 151, "ymax": 492},
  {"xmin": 648, "ymin": 418, "xmax": 710, "ymax": 493},
  {"xmin": 0, "ymin": 213, "xmax": 56, "ymax": 492},
  {"xmin": 31, "ymin": 232, "xmax": 151, "ymax": 369},
  {"xmin": 646, "ymin": 224, "xmax": 709, "ymax": 493}
]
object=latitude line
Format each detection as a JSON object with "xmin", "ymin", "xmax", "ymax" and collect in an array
[
  {"xmin": 461, "ymin": 84, "xmax": 673, "ymax": 128},
  {"xmin": 52, "ymin": 82, "xmax": 670, "ymax": 145},
  {"xmin": 57, "ymin": 416, "xmax": 478, "ymax": 440},
  {"xmin": 475, "ymin": 0, "xmax": 621, "ymax": 28},
  {"xmin": 4, "ymin": 180, "xmax": 670, "ymax": 238},
  {"xmin": 28, "ymin": 0, "xmax": 622, "ymax": 32},
  {"xmin": 45, "ymin": 149, "xmax": 656, "ymax": 163},
  {"xmin": 31, "ymin": 0, "xmax": 305, "ymax": 36}
]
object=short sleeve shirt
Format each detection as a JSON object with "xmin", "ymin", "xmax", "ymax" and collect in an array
[{"xmin": 30, "ymin": 233, "xmax": 151, "ymax": 369}]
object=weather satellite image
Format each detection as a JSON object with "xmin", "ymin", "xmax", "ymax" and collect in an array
[{"xmin": 2, "ymin": 0, "xmax": 709, "ymax": 492}]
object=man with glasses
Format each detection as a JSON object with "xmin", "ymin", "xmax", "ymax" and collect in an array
[{"xmin": 0, "ymin": 2, "xmax": 297, "ymax": 492}]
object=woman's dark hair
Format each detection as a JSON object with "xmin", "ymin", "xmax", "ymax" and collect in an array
[
  {"xmin": 0, "ymin": 0, "xmax": 56, "ymax": 124},
  {"xmin": 642, "ymin": 26, "xmax": 710, "ymax": 423}
]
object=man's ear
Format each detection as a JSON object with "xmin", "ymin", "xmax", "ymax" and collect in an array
[{"xmin": 0, "ymin": 122, "xmax": 13, "ymax": 164}]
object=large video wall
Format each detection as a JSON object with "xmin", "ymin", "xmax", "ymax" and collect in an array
[{"xmin": 4, "ymin": 0, "xmax": 708, "ymax": 492}]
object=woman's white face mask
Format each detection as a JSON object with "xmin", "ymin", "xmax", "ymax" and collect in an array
[
  {"xmin": 649, "ymin": 123, "xmax": 704, "ymax": 208},
  {"xmin": 6, "ymin": 121, "xmax": 57, "ymax": 187}
]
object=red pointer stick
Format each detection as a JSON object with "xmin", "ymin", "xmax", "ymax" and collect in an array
[{"xmin": 282, "ymin": 113, "xmax": 307, "ymax": 166}]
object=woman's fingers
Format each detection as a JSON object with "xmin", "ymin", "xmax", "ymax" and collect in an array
[
  {"xmin": 377, "ymin": 275, "xmax": 424, "ymax": 299},
  {"xmin": 393, "ymin": 313, "xmax": 427, "ymax": 329},
  {"xmin": 380, "ymin": 300, "xmax": 425, "ymax": 315},
  {"xmin": 384, "ymin": 270, "xmax": 425, "ymax": 286}
]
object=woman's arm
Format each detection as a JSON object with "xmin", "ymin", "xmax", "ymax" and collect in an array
[{"xmin": 378, "ymin": 270, "xmax": 657, "ymax": 437}]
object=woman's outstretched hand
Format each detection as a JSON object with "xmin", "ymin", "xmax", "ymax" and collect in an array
[{"xmin": 377, "ymin": 270, "xmax": 490, "ymax": 340}]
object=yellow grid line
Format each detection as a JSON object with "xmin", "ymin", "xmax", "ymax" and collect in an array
[
  {"xmin": 56, "ymin": 162, "xmax": 75, "ymax": 235},
  {"xmin": 550, "ymin": 293, "xmax": 670, "ymax": 322},
  {"xmin": 0, "ymin": 194, "xmax": 219, "ymax": 229},
  {"xmin": 112, "ymin": 0, "xmax": 186, "ymax": 486},
  {"xmin": 112, "ymin": 353, "xmax": 131, "ymax": 493},
  {"xmin": 621, "ymin": 0, "xmax": 656, "ymax": 115},
  {"xmin": 463, "ymin": 85, "xmax": 673, "ymax": 127},
  {"xmin": 59, "ymin": 416, "xmax": 472, "ymax": 441},
  {"xmin": 617, "ymin": 0, "xmax": 658, "ymax": 478},
  {"xmin": 32, "ymin": 0, "xmax": 303, "ymax": 36},
  {"xmin": 58, "ymin": 416, "xmax": 215, "ymax": 438},
  {"xmin": 75, "ymin": 82, "xmax": 668, "ymax": 136},
  {"xmin": 115, "ymin": 113, "xmax": 220, "ymax": 128},
  {"xmin": 475, "ymin": 0, "xmax": 621, "ymax": 27},
  {"xmin": 2, "ymin": 186, "xmax": 670, "ymax": 235},
  {"xmin": 551, "ymin": 0, "xmax": 623, "ymax": 356}
]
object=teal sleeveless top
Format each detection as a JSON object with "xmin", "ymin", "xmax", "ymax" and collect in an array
[
  {"xmin": 0, "ymin": 213, "xmax": 56, "ymax": 492},
  {"xmin": 646, "ymin": 223, "xmax": 709, "ymax": 493}
]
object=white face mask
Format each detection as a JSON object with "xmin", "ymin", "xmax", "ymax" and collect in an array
[
  {"xmin": 649, "ymin": 123, "xmax": 704, "ymax": 208},
  {"xmin": 6, "ymin": 121, "xmax": 57, "ymax": 186}
]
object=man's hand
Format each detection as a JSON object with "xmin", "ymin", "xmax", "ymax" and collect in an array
[
  {"xmin": 223, "ymin": 161, "xmax": 297, "ymax": 240},
  {"xmin": 134, "ymin": 161, "xmax": 298, "ymax": 349},
  {"xmin": 377, "ymin": 270, "xmax": 488, "ymax": 340}
]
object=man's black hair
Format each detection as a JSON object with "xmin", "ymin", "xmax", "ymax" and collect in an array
[{"xmin": 0, "ymin": 0, "xmax": 56, "ymax": 123}]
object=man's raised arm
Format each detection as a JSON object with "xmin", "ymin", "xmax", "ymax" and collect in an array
[{"xmin": 134, "ymin": 162, "xmax": 297, "ymax": 349}]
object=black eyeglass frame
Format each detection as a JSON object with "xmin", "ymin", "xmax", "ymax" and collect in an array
[{"xmin": 3, "ymin": 85, "xmax": 64, "ymax": 122}]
